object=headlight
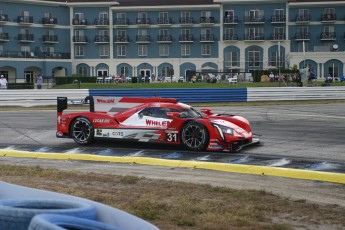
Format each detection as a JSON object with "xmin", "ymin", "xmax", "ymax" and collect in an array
[{"xmin": 213, "ymin": 124, "xmax": 234, "ymax": 140}]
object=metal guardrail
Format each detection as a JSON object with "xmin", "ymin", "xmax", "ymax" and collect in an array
[{"xmin": 0, "ymin": 87, "xmax": 344, "ymax": 107}]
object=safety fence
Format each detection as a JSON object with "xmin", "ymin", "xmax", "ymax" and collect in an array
[{"xmin": 0, "ymin": 87, "xmax": 345, "ymax": 107}]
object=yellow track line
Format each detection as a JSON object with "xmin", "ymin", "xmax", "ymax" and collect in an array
[{"xmin": 1, "ymin": 149, "xmax": 345, "ymax": 184}]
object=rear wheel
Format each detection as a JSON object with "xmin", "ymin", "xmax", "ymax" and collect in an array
[
  {"xmin": 181, "ymin": 121, "xmax": 209, "ymax": 151},
  {"xmin": 71, "ymin": 117, "xmax": 94, "ymax": 145}
]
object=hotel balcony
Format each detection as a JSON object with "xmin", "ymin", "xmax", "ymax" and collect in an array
[
  {"xmin": 157, "ymin": 17, "xmax": 172, "ymax": 26},
  {"xmin": 0, "ymin": 32, "xmax": 9, "ymax": 41},
  {"xmin": 136, "ymin": 18, "xmax": 150, "ymax": 26},
  {"xmin": 320, "ymin": 32, "xmax": 336, "ymax": 41},
  {"xmin": 271, "ymin": 33, "xmax": 286, "ymax": 41},
  {"xmin": 136, "ymin": 35, "xmax": 151, "ymax": 43},
  {"xmin": 0, "ymin": 14, "xmax": 8, "ymax": 23},
  {"xmin": 73, "ymin": 36, "xmax": 88, "ymax": 43},
  {"xmin": 42, "ymin": 35, "xmax": 58, "ymax": 43},
  {"xmin": 295, "ymin": 15, "xmax": 310, "ymax": 23},
  {"xmin": 179, "ymin": 17, "xmax": 194, "ymax": 26},
  {"xmin": 223, "ymin": 34, "xmax": 238, "ymax": 42},
  {"xmin": 18, "ymin": 34, "xmax": 34, "ymax": 42},
  {"xmin": 200, "ymin": 34, "xmax": 214, "ymax": 42},
  {"xmin": 270, "ymin": 15, "xmax": 286, "ymax": 23},
  {"xmin": 321, "ymin": 14, "xmax": 336, "ymax": 23},
  {"xmin": 244, "ymin": 33, "xmax": 264, "ymax": 41},
  {"xmin": 42, "ymin": 17, "xmax": 57, "ymax": 25},
  {"xmin": 295, "ymin": 32, "xmax": 310, "ymax": 41},
  {"xmin": 114, "ymin": 36, "xmax": 130, "ymax": 43},
  {"xmin": 72, "ymin": 18, "xmax": 87, "ymax": 26},
  {"xmin": 114, "ymin": 18, "xmax": 129, "ymax": 26},
  {"xmin": 94, "ymin": 19, "xmax": 109, "ymax": 26},
  {"xmin": 223, "ymin": 16, "xmax": 238, "ymax": 24},
  {"xmin": 157, "ymin": 35, "xmax": 172, "ymax": 43},
  {"xmin": 94, "ymin": 35, "xmax": 110, "ymax": 43},
  {"xmin": 179, "ymin": 34, "xmax": 194, "ymax": 42},
  {"xmin": 200, "ymin": 16, "xmax": 215, "ymax": 25},
  {"xmin": 244, "ymin": 16, "xmax": 265, "ymax": 24},
  {"xmin": 18, "ymin": 16, "xmax": 33, "ymax": 24}
]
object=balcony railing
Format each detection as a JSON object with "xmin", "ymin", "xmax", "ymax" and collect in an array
[
  {"xmin": 114, "ymin": 18, "xmax": 129, "ymax": 26},
  {"xmin": 136, "ymin": 35, "xmax": 151, "ymax": 43},
  {"xmin": 42, "ymin": 17, "xmax": 57, "ymax": 25},
  {"xmin": 179, "ymin": 34, "xmax": 194, "ymax": 42},
  {"xmin": 157, "ymin": 35, "xmax": 172, "ymax": 42},
  {"xmin": 271, "ymin": 15, "xmax": 286, "ymax": 23},
  {"xmin": 94, "ymin": 19, "xmax": 109, "ymax": 26},
  {"xmin": 223, "ymin": 34, "xmax": 238, "ymax": 41},
  {"xmin": 18, "ymin": 16, "xmax": 33, "ymax": 24},
  {"xmin": 200, "ymin": 34, "xmax": 214, "ymax": 42},
  {"xmin": 0, "ymin": 14, "xmax": 8, "ymax": 23},
  {"xmin": 157, "ymin": 17, "xmax": 172, "ymax": 25},
  {"xmin": 200, "ymin": 16, "xmax": 215, "ymax": 24},
  {"xmin": 179, "ymin": 17, "xmax": 194, "ymax": 25},
  {"xmin": 72, "ymin": 18, "xmax": 87, "ymax": 26},
  {"xmin": 320, "ymin": 32, "xmax": 336, "ymax": 40},
  {"xmin": 94, "ymin": 35, "xmax": 110, "ymax": 43},
  {"xmin": 271, "ymin": 33, "xmax": 286, "ymax": 40},
  {"xmin": 43, "ymin": 35, "xmax": 58, "ymax": 43},
  {"xmin": 295, "ymin": 32, "xmax": 310, "ymax": 40},
  {"xmin": 295, "ymin": 14, "xmax": 310, "ymax": 23},
  {"xmin": 0, "ymin": 51, "xmax": 70, "ymax": 59},
  {"xmin": 245, "ymin": 33, "xmax": 264, "ymax": 40},
  {"xmin": 18, "ymin": 34, "xmax": 34, "ymax": 42},
  {"xmin": 244, "ymin": 16, "xmax": 265, "ymax": 23},
  {"xmin": 0, "ymin": 33, "xmax": 9, "ymax": 41},
  {"xmin": 223, "ymin": 16, "xmax": 238, "ymax": 24},
  {"xmin": 114, "ymin": 36, "xmax": 130, "ymax": 43},
  {"xmin": 73, "ymin": 36, "xmax": 88, "ymax": 43},
  {"xmin": 321, "ymin": 14, "xmax": 336, "ymax": 22},
  {"xmin": 136, "ymin": 18, "xmax": 150, "ymax": 25}
]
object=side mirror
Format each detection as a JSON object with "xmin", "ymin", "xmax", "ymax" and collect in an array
[
  {"xmin": 200, "ymin": 108, "xmax": 213, "ymax": 115},
  {"xmin": 166, "ymin": 112, "xmax": 180, "ymax": 119}
]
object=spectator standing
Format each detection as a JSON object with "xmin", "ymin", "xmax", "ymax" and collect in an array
[
  {"xmin": 0, "ymin": 75, "xmax": 8, "ymax": 89},
  {"xmin": 269, "ymin": 72, "xmax": 274, "ymax": 82},
  {"xmin": 36, "ymin": 75, "xmax": 43, "ymax": 89}
]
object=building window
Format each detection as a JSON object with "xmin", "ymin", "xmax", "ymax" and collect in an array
[
  {"xmin": 117, "ymin": 45, "xmax": 126, "ymax": 56},
  {"xmin": 224, "ymin": 10, "xmax": 234, "ymax": 19},
  {"xmin": 138, "ymin": 44, "xmax": 147, "ymax": 56},
  {"xmin": 77, "ymin": 65, "xmax": 88, "ymax": 76},
  {"xmin": 181, "ymin": 44, "xmax": 190, "ymax": 56},
  {"xmin": 269, "ymin": 50, "xmax": 282, "ymax": 67},
  {"xmin": 99, "ymin": 45, "xmax": 109, "ymax": 56},
  {"xmin": 159, "ymin": 44, "xmax": 169, "ymax": 56},
  {"xmin": 248, "ymin": 49, "xmax": 260, "ymax": 67},
  {"xmin": 201, "ymin": 44, "xmax": 211, "ymax": 55},
  {"xmin": 225, "ymin": 51, "xmax": 239, "ymax": 68},
  {"xmin": 121, "ymin": 66, "xmax": 129, "ymax": 76},
  {"xmin": 75, "ymin": 45, "xmax": 84, "ymax": 56}
]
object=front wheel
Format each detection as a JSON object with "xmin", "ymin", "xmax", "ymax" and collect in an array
[
  {"xmin": 181, "ymin": 121, "xmax": 209, "ymax": 151},
  {"xmin": 71, "ymin": 117, "xmax": 94, "ymax": 145}
]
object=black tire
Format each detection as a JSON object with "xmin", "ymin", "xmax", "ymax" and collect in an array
[
  {"xmin": 0, "ymin": 199, "xmax": 97, "ymax": 230},
  {"xmin": 71, "ymin": 117, "xmax": 94, "ymax": 145},
  {"xmin": 181, "ymin": 121, "xmax": 209, "ymax": 151},
  {"xmin": 28, "ymin": 214, "xmax": 122, "ymax": 230}
]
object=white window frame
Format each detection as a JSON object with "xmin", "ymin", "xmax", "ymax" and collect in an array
[
  {"xmin": 201, "ymin": 44, "xmax": 211, "ymax": 55},
  {"xmin": 117, "ymin": 45, "xmax": 126, "ymax": 56},
  {"xmin": 138, "ymin": 44, "xmax": 147, "ymax": 56},
  {"xmin": 75, "ymin": 45, "xmax": 84, "ymax": 56},
  {"xmin": 159, "ymin": 44, "xmax": 169, "ymax": 56},
  {"xmin": 99, "ymin": 45, "xmax": 109, "ymax": 56},
  {"xmin": 181, "ymin": 44, "xmax": 190, "ymax": 56}
]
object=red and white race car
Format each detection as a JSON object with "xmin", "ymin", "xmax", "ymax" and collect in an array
[{"xmin": 56, "ymin": 96, "xmax": 259, "ymax": 152}]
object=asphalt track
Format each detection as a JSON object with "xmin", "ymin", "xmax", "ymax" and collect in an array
[{"xmin": 0, "ymin": 103, "xmax": 345, "ymax": 184}]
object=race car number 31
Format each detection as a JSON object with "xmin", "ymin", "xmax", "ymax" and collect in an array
[{"xmin": 166, "ymin": 132, "xmax": 178, "ymax": 143}]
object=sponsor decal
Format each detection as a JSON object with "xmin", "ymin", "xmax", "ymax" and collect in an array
[
  {"xmin": 93, "ymin": 119, "xmax": 110, "ymax": 123},
  {"xmin": 96, "ymin": 129, "xmax": 102, "ymax": 136},
  {"xmin": 145, "ymin": 119, "xmax": 171, "ymax": 127},
  {"xmin": 96, "ymin": 98, "xmax": 115, "ymax": 103},
  {"xmin": 112, "ymin": 131, "xmax": 123, "ymax": 137},
  {"xmin": 208, "ymin": 143, "xmax": 222, "ymax": 149}
]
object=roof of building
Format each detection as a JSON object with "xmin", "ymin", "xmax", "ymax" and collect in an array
[{"xmin": 42, "ymin": 0, "xmax": 215, "ymax": 5}]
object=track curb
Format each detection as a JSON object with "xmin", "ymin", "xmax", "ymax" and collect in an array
[{"xmin": 1, "ymin": 149, "xmax": 345, "ymax": 184}]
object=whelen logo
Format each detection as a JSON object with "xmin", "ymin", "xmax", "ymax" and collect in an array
[
  {"xmin": 96, "ymin": 98, "xmax": 115, "ymax": 103},
  {"xmin": 93, "ymin": 119, "xmax": 110, "ymax": 123},
  {"xmin": 146, "ymin": 119, "xmax": 171, "ymax": 127}
]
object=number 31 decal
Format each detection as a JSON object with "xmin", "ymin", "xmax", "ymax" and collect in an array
[{"xmin": 166, "ymin": 132, "xmax": 178, "ymax": 143}]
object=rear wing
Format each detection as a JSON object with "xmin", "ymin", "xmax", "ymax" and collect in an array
[{"xmin": 57, "ymin": 96, "xmax": 178, "ymax": 114}]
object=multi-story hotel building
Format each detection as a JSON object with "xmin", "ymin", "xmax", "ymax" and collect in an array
[{"xmin": 0, "ymin": 0, "xmax": 344, "ymax": 83}]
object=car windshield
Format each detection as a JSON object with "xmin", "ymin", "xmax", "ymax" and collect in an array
[{"xmin": 178, "ymin": 107, "xmax": 203, "ymax": 118}]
